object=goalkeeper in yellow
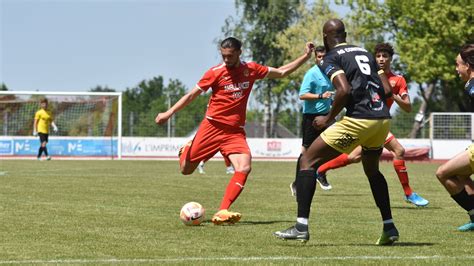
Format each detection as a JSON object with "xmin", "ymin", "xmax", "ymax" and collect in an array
[{"xmin": 33, "ymin": 98, "xmax": 58, "ymax": 160}]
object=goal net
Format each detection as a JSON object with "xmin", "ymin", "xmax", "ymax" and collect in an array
[
  {"xmin": 0, "ymin": 91, "xmax": 122, "ymax": 159},
  {"xmin": 429, "ymin": 112, "xmax": 473, "ymax": 159}
]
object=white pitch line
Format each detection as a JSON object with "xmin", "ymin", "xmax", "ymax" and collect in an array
[{"xmin": 1, "ymin": 256, "xmax": 474, "ymax": 264}]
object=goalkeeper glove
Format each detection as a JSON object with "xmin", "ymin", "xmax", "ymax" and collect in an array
[
  {"xmin": 33, "ymin": 130, "xmax": 38, "ymax": 136},
  {"xmin": 52, "ymin": 125, "xmax": 58, "ymax": 133}
]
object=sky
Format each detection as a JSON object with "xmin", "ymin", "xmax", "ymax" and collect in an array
[{"xmin": 1, "ymin": 0, "xmax": 349, "ymax": 93}]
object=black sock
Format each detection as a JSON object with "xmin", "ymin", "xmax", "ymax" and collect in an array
[
  {"xmin": 37, "ymin": 147, "xmax": 44, "ymax": 158},
  {"xmin": 295, "ymin": 222, "xmax": 308, "ymax": 232},
  {"xmin": 296, "ymin": 169, "xmax": 317, "ymax": 218},
  {"xmin": 383, "ymin": 222, "xmax": 395, "ymax": 231},
  {"xmin": 451, "ymin": 189, "xmax": 474, "ymax": 216},
  {"xmin": 43, "ymin": 147, "xmax": 48, "ymax": 156},
  {"xmin": 294, "ymin": 154, "xmax": 302, "ymax": 183},
  {"xmin": 367, "ymin": 171, "xmax": 393, "ymax": 221}
]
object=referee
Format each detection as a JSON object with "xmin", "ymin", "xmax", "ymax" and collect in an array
[{"xmin": 290, "ymin": 46, "xmax": 334, "ymax": 196}]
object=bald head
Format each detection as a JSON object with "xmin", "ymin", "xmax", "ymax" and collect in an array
[{"xmin": 323, "ymin": 19, "xmax": 347, "ymax": 51}]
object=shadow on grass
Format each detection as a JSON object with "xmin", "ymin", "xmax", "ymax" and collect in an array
[
  {"xmin": 274, "ymin": 241, "xmax": 436, "ymax": 247},
  {"xmin": 199, "ymin": 220, "xmax": 293, "ymax": 226},
  {"xmin": 318, "ymin": 193, "xmax": 366, "ymax": 197},
  {"xmin": 392, "ymin": 206, "xmax": 441, "ymax": 210}
]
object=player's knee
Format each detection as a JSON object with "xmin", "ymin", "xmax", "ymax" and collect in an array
[
  {"xmin": 235, "ymin": 165, "xmax": 251, "ymax": 174},
  {"xmin": 349, "ymin": 154, "xmax": 362, "ymax": 163},
  {"xmin": 435, "ymin": 166, "xmax": 448, "ymax": 181},
  {"xmin": 393, "ymin": 147, "xmax": 405, "ymax": 159},
  {"xmin": 179, "ymin": 163, "xmax": 194, "ymax": 175},
  {"xmin": 180, "ymin": 168, "xmax": 193, "ymax": 175}
]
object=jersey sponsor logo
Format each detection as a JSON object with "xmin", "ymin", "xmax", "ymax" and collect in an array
[
  {"xmin": 224, "ymin": 81, "xmax": 250, "ymax": 91},
  {"xmin": 334, "ymin": 132, "xmax": 358, "ymax": 150},
  {"xmin": 367, "ymin": 81, "xmax": 384, "ymax": 111},
  {"xmin": 337, "ymin": 47, "xmax": 368, "ymax": 55}
]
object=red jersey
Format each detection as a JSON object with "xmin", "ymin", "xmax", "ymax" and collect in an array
[
  {"xmin": 386, "ymin": 71, "xmax": 408, "ymax": 109},
  {"xmin": 197, "ymin": 61, "xmax": 269, "ymax": 127}
]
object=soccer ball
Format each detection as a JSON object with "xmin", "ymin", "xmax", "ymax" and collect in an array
[{"xmin": 179, "ymin": 202, "xmax": 205, "ymax": 226}]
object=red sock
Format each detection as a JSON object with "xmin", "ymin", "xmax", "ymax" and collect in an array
[
  {"xmin": 393, "ymin": 159, "xmax": 412, "ymax": 196},
  {"xmin": 318, "ymin": 153, "xmax": 350, "ymax": 174},
  {"xmin": 219, "ymin": 172, "xmax": 248, "ymax": 210},
  {"xmin": 224, "ymin": 156, "xmax": 232, "ymax": 167}
]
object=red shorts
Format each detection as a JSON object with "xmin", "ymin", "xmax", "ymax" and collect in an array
[{"xmin": 183, "ymin": 118, "xmax": 251, "ymax": 163}]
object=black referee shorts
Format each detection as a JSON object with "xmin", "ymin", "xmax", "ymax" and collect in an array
[
  {"xmin": 301, "ymin": 113, "xmax": 329, "ymax": 148},
  {"xmin": 38, "ymin": 133, "xmax": 49, "ymax": 143}
]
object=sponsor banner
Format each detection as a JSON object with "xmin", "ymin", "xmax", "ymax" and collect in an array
[
  {"xmin": 0, "ymin": 137, "xmax": 117, "ymax": 156},
  {"xmin": 120, "ymin": 138, "xmax": 301, "ymax": 158},
  {"xmin": 247, "ymin": 138, "xmax": 301, "ymax": 158},
  {"xmin": 121, "ymin": 137, "xmax": 189, "ymax": 156},
  {"xmin": 1, "ymin": 136, "xmax": 439, "ymax": 160},
  {"xmin": 0, "ymin": 139, "xmax": 14, "ymax": 155}
]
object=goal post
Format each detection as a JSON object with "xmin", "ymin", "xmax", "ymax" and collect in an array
[
  {"xmin": 0, "ymin": 91, "xmax": 123, "ymax": 159},
  {"xmin": 429, "ymin": 112, "xmax": 473, "ymax": 159}
]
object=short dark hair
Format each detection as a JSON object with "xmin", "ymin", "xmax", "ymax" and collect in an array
[
  {"xmin": 40, "ymin": 98, "xmax": 48, "ymax": 104},
  {"xmin": 315, "ymin": 46, "xmax": 325, "ymax": 53},
  {"xmin": 460, "ymin": 44, "xmax": 474, "ymax": 68},
  {"xmin": 374, "ymin": 43, "xmax": 394, "ymax": 57},
  {"xmin": 220, "ymin": 37, "xmax": 242, "ymax": 50}
]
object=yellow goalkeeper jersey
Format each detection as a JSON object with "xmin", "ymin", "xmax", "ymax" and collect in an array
[{"xmin": 35, "ymin": 108, "xmax": 54, "ymax": 134}]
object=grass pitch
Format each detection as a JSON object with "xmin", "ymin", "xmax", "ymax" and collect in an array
[{"xmin": 0, "ymin": 159, "xmax": 473, "ymax": 265}]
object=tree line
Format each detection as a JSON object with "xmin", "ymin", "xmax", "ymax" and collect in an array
[{"xmin": 2, "ymin": 0, "xmax": 472, "ymax": 138}]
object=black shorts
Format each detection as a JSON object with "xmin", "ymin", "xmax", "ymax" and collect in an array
[
  {"xmin": 301, "ymin": 113, "xmax": 329, "ymax": 148},
  {"xmin": 38, "ymin": 133, "xmax": 49, "ymax": 143}
]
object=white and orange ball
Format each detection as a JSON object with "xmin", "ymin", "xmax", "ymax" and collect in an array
[{"xmin": 179, "ymin": 202, "xmax": 205, "ymax": 226}]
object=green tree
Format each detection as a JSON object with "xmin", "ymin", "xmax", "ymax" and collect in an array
[
  {"xmin": 89, "ymin": 85, "xmax": 116, "ymax": 92},
  {"xmin": 275, "ymin": 1, "xmax": 340, "ymax": 136},
  {"xmin": 122, "ymin": 77, "xmax": 208, "ymax": 137},
  {"xmin": 222, "ymin": 0, "xmax": 303, "ymax": 137},
  {"xmin": 0, "ymin": 83, "xmax": 8, "ymax": 91},
  {"xmin": 339, "ymin": 0, "xmax": 474, "ymax": 137}
]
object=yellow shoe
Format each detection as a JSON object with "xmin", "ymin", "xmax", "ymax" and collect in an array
[{"xmin": 211, "ymin": 209, "xmax": 241, "ymax": 225}]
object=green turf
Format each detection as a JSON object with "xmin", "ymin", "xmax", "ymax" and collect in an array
[{"xmin": 0, "ymin": 160, "xmax": 472, "ymax": 265}]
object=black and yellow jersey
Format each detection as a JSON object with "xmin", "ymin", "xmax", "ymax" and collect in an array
[{"xmin": 319, "ymin": 43, "xmax": 391, "ymax": 119}]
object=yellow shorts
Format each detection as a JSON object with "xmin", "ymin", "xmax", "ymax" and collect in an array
[
  {"xmin": 321, "ymin": 116, "xmax": 390, "ymax": 154},
  {"xmin": 468, "ymin": 144, "xmax": 474, "ymax": 172}
]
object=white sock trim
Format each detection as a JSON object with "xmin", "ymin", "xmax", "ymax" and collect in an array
[
  {"xmin": 297, "ymin": 217, "xmax": 308, "ymax": 225},
  {"xmin": 383, "ymin": 219, "xmax": 394, "ymax": 224}
]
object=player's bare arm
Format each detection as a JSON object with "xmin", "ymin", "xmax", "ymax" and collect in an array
[
  {"xmin": 393, "ymin": 93, "xmax": 412, "ymax": 113},
  {"xmin": 33, "ymin": 119, "xmax": 38, "ymax": 135},
  {"xmin": 378, "ymin": 72, "xmax": 393, "ymax": 98},
  {"xmin": 312, "ymin": 73, "xmax": 350, "ymax": 130},
  {"xmin": 266, "ymin": 42, "xmax": 314, "ymax": 79},
  {"xmin": 155, "ymin": 86, "xmax": 202, "ymax": 124}
]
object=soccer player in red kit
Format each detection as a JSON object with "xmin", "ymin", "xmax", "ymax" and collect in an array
[
  {"xmin": 155, "ymin": 37, "xmax": 314, "ymax": 225},
  {"xmin": 314, "ymin": 43, "xmax": 429, "ymax": 207}
]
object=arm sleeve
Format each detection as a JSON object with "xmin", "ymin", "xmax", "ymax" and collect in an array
[
  {"xmin": 397, "ymin": 76, "xmax": 409, "ymax": 97},
  {"xmin": 196, "ymin": 69, "xmax": 216, "ymax": 92},
  {"xmin": 251, "ymin": 62, "xmax": 269, "ymax": 79},
  {"xmin": 299, "ymin": 70, "xmax": 315, "ymax": 96},
  {"xmin": 319, "ymin": 55, "xmax": 343, "ymax": 83}
]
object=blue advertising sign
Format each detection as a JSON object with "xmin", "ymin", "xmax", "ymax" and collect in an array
[
  {"xmin": 2, "ymin": 138, "xmax": 117, "ymax": 156},
  {"xmin": 0, "ymin": 139, "xmax": 13, "ymax": 155}
]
